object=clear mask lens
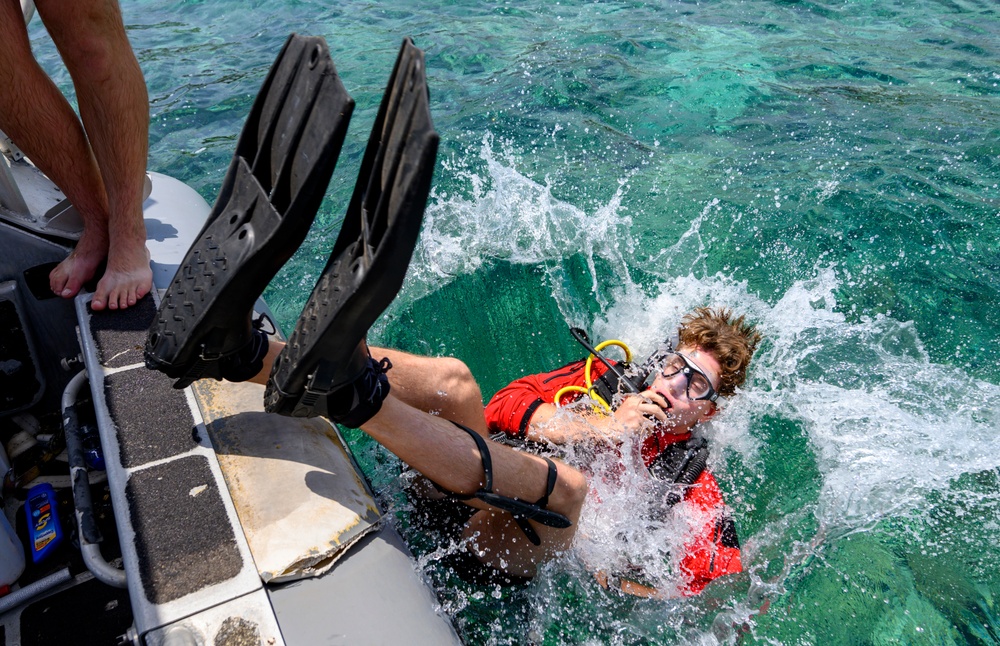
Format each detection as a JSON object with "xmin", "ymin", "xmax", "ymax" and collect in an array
[{"xmin": 659, "ymin": 353, "xmax": 713, "ymax": 400}]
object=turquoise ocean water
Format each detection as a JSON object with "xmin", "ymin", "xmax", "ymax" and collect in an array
[{"xmin": 32, "ymin": 1, "xmax": 1000, "ymax": 643}]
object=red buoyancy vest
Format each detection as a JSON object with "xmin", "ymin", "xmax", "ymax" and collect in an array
[{"xmin": 484, "ymin": 359, "xmax": 742, "ymax": 595}]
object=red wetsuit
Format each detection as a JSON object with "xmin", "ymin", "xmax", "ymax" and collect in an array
[{"xmin": 484, "ymin": 359, "xmax": 742, "ymax": 595}]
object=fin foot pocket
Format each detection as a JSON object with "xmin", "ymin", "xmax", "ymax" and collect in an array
[
  {"xmin": 266, "ymin": 351, "xmax": 392, "ymax": 424},
  {"xmin": 264, "ymin": 37, "xmax": 439, "ymax": 417},
  {"xmin": 144, "ymin": 33, "xmax": 354, "ymax": 387}
]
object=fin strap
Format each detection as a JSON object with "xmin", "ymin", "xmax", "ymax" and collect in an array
[
  {"xmin": 173, "ymin": 316, "xmax": 272, "ymax": 389},
  {"xmin": 442, "ymin": 422, "xmax": 572, "ymax": 546}
]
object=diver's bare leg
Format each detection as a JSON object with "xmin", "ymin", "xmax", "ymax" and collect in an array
[
  {"xmin": 248, "ymin": 340, "xmax": 286, "ymax": 387},
  {"xmin": 250, "ymin": 342, "xmax": 488, "ymax": 434},
  {"xmin": 367, "ymin": 346, "xmax": 488, "ymax": 434},
  {"xmin": 37, "ymin": 0, "xmax": 151, "ymax": 310},
  {"xmin": 247, "ymin": 342, "xmax": 584, "ymax": 576},
  {"xmin": 363, "ymin": 395, "xmax": 588, "ymax": 578}
]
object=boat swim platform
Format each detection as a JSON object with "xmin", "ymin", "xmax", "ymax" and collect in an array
[{"xmin": 70, "ymin": 292, "xmax": 460, "ymax": 645}]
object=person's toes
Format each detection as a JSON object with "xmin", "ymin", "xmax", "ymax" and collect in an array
[
  {"xmin": 50, "ymin": 266, "xmax": 67, "ymax": 296},
  {"xmin": 60, "ymin": 274, "xmax": 85, "ymax": 299},
  {"xmin": 92, "ymin": 279, "xmax": 111, "ymax": 311},
  {"xmin": 50, "ymin": 263, "xmax": 83, "ymax": 299},
  {"xmin": 111, "ymin": 282, "xmax": 141, "ymax": 310}
]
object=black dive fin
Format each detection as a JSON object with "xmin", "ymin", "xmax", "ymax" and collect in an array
[
  {"xmin": 264, "ymin": 38, "xmax": 439, "ymax": 418},
  {"xmin": 145, "ymin": 34, "xmax": 354, "ymax": 388}
]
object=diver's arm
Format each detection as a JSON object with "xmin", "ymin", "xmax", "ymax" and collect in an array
[
  {"xmin": 594, "ymin": 571, "xmax": 675, "ymax": 599},
  {"xmin": 485, "ymin": 360, "xmax": 665, "ymax": 445},
  {"xmin": 520, "ymin": 402, "xmax": 593, "ymax": 444},
  {"xmin": 524, "ymin": 392, "xmax": 670, "ymax": 445}
]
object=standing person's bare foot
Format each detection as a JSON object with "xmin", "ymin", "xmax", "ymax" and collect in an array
[
  {"xmin": 93, "ymin": 242, "xmax": 152, "ymax": 310},
  {"xmin": 49, "ymin": 227, "xmax": 108, "ymax": 301},
  {"xmin": 49, "ymin": 221, "xmax": 151, "ymax": 311}
]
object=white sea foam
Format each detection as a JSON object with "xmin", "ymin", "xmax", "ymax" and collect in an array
[
  {"xmin": 580, "ymin": 257, "xmax": 1000, "ymax": 535},
  {"xmin": 743, "ymin": 268, "xmax": 1000, "ymax": 526},
  {"xmin": 545, "ymin": 264, "xmax": 1000, "ymax": 642}
]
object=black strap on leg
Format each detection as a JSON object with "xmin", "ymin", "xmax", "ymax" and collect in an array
[
  {"xmin": 476, "ymin": 458, "xmax": 568, "ymax": 545},
  {"xmin": 439, "ymin": 422, "xmax": 571, "ymax": 546}
]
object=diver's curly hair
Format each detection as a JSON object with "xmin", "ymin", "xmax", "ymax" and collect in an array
[{"xmin": 678, "ymin": 307, "xmax": 762, "ymax": 397}]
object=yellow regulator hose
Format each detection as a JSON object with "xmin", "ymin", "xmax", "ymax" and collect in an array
[{"xmin": 553, "ymin": 340, "xmax": 633, "ymax": 413}]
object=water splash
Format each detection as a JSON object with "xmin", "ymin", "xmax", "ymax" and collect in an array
[
  {"xmin": 745, "ymin": 268, "xmax": 1000, "ymax": 526},
  {"xmin": 591, "ymin": 260, "xmax": 1000, "ymax": 528},
  {"xmin": 401, "ymin": 133, "xmax": 636, "ymax": 312},
  {"xmin": 401, "ymin": 132, "xmax": 1000, "ymax": 633},
  {"xmin": 388, "ymin": 134, "xmax": 1000, "ymax": 639}
]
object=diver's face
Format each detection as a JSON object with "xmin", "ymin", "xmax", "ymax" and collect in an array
[{"xmin": 645, "ymin": 345, "xmax": 721, "ymax": 434}]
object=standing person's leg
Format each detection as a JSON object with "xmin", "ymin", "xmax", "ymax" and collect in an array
[
  {"xmin": 0, "ymin": 0, "xmax": 116, "ymax": 302},
  {"xmin": 37, "ymin": 0, "xmax": 151, "ymax": 311},
  {"xmin": 363, "ymin": 395, "xmax": 589, "ymax": 578}
]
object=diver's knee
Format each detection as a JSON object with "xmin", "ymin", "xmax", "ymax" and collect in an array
[
  {"xmin": 550, "ymin": 463, "xmax": 588, "ymax": 518},
  {"xmin": 436, "ymin": 357, "xmax": 482, "ymax": 404}
]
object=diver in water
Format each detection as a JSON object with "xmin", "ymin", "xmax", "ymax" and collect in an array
[
  {"xmin": 481, "ymin": 307, "xmax": 759, "ymax": 594},
  {"xmin": 162, "ymin": 301, "xmax": 759, "ymax": 593},
  {"xmin": 143, "ymin": 37, "xmax": 761, "ymax": 595}
]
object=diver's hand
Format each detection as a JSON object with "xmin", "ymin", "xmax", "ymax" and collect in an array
[{"xmin": 614, "ymin": 391, "xmax": 671, "ymax": 431}]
